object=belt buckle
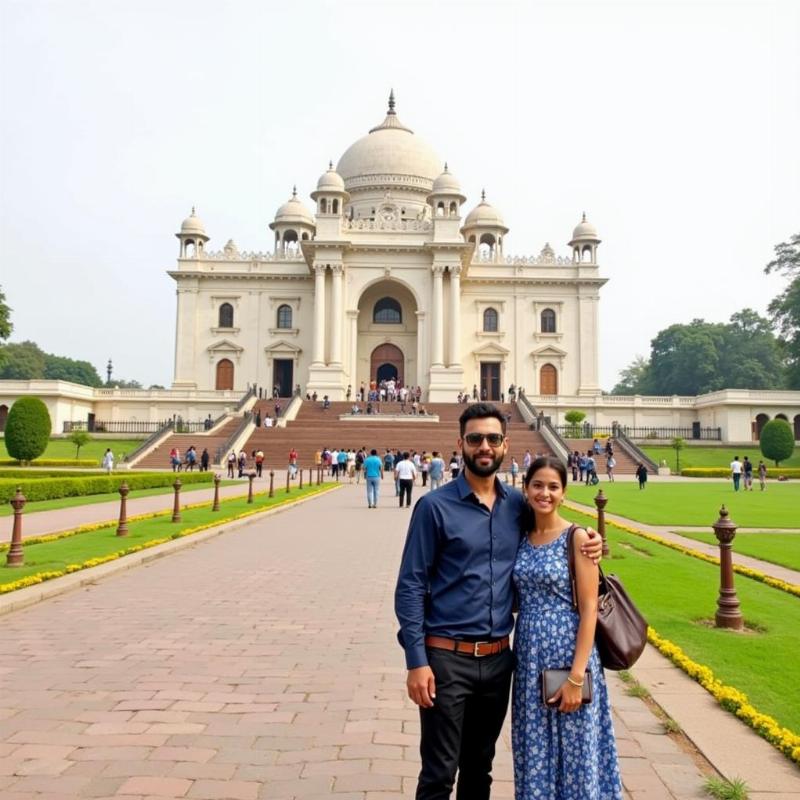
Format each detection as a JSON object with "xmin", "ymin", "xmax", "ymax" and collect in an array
[{"xmin": 473, "ymin": 641, "xmax": 490, "ymax": 657}]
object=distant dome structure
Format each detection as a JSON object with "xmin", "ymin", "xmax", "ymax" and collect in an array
[
  {"xmin": 315, "ymin": 162, "xmax": 346, "ymax": 193},
  {"xmin": 569, "ymin": 213, "xmax": 601, "ymax": 263},
  {"xmin": 336, "ymin": 90, "xmax": 442, "ymax": 194},
  {"xmin": 431, "ymin": 164, "xmax": 463, "ymax": 196},
  {"xmin": 570, "ymin": 212, "xmax": 599, "ymax": 243},
  {"xmin": 180, "ymin": 207, "xmax": 206, "ymax": 235},
  {"xmin": 272, "ymin": 187, "xmax": 315, "ymax": 227},
  {"xmin": 463, "ymin": 191, "xmax": 508, "ymax": 232}
]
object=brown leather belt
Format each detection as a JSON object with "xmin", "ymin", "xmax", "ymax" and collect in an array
[{"xmin": 425, "ymin": 635, "xmax": 510, "ymax": 658}]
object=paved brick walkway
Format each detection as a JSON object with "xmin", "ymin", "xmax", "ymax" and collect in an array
[{"xmin": 0, "ymin": 481, "xmax": 723, "ymax": 799}]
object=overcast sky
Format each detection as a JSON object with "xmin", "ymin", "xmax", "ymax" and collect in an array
[{"xmin": 1, "ymin": 0, "xmax": 798, "ymax": 391}]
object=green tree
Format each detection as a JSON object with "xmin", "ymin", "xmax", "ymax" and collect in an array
[
  {"xmin": 647, "ymin": 321, "xmax": 726, "ymax": 395},
  {"xmin": 564, "ymin": 409, "xmax": 586, "ymax": 436},
  {"xmin": 759, "ymin": 418, "xmax": 795, "ymax": 466},
  {"xmin": 765, "ymin": 232, "xmax": 800, "ymax": 388},
  {"xmin": 0, "ymin": 287, "xmax": 11, "ymax": 371},
  {"xmin": 4, "ymin": 397, "xmax": 51, "ymax": 463},
  {"xmin": 721, "ymin": 309, "xmax": 785, "ymax": 389},
  {"xmin": 68, "ymin": 430, "xmax": 91, "ymax": 459},
  {"xmin": 44, "ymin": 354, "xmax": 102, "ymax": 386},
  {"xmin": 671, "ymin": 436, "xmax": 686, "ymax": 473},
  {"xmin": 611, "ymin": 355, "xmax": 652, "ymax": 394},
  {"xmin": 0, "ymin": 340, "xmax": 47, "ymax": 379}
]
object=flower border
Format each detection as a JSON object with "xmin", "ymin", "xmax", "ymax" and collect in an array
[{"xmin": 0, "ymin": 483, "xmax": 340, "ymax": 594}]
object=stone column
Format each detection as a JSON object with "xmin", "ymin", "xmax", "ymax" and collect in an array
[
  {"xmin": 347, "ymin": 310, "xmax": 359, "ymax": 387},
  {"xmin": 312, "ymin": 264, "xmax": 326, "ymax": 366},
  {"xmin": 448, "ymin": 266, "xmax": 462, "ymax": 366},
  {"xmin": 431, "ymin": 266, "xmax": 444, "ymax": 367},
  {"xmin": 330, "ymin": 265, "xmax": 343, "ymax": 365}
]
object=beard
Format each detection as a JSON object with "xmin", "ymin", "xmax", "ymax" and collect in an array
[{"xmin": 461, "ymin": 447, "xmax": 505, "ymax": 478}]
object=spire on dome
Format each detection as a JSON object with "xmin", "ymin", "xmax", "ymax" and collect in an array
[
  {"xmin": 191, "ymin": 206, "xmax": 196, "ymax": 215},
  {"xmin": 444, "ymin": 162, "xmax": 449, "ymax": 172},
  {"xmin": 292, "ymin": 185, "xmax": 297, "ymax": 198},
  {"xmin": 388, "ymin": 88, "xmax": 396, "ymax": 115},
  {"xmin": 481, "ymin": 189, "xmax": 486, "ymax": 202},
  {"xmin": 329, "ymin": 160, "xmax": 333, "ymax": 170},
  {"xmin": 581, "ymin": 211, "xmax": 587, "ymax": 222}
]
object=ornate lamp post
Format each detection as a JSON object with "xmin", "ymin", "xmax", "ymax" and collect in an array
[
  {"xmin": 594, "ymin": 489, "xmax": 610, "ymax": 557},
  {"xmin": 6, "ymin": 488, "xmax": 26, "ymax": 567},
  {"xmin": 713, "ymin": 505, "xmax": 743, "ymax": 630},
  {"xmin": 212, "ymin": 474, "xmax": 221, "ymax": 511},
  {"xmin": 116, "ymin": 482, "xmax": 129, "ymax": 537},
  {"xmin": 171, "ymin": 478, "xmax": 182, "ymax": 523}
]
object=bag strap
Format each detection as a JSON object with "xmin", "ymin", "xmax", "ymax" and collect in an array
[{"xmin": 566, "ymin": 524, "xmax": 607, "ymax": 609}]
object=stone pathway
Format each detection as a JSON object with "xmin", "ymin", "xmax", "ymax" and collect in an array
[{"xmin": 0, "ymin": 481, "xmax": 797, "ymax": 798}]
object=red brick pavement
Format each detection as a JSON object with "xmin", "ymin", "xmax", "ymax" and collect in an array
[{"xmin": 0, "ymin": 480, "xmax": 711, "ymax": 799}]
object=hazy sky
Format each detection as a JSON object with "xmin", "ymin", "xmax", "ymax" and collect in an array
[{"xmin": 1, "ymin": 0, "xmax": 798, "ymax": 390}]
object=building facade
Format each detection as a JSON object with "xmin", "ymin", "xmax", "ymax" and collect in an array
[{"xmin": 171, "ymin": 93, "xmax": 605, "ymax": 402}]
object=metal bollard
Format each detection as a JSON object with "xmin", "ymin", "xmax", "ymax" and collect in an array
[
  {"xmin": 247, "ymin": 472, "xmax": 256, "ymax": 503},
  {"xmin": 212, "ymin": 474, "xmax": 221, "ymax": 511},
  {"xmin": 286, "ymin": 470, "xmax": 291, "ymax": 493},
  {"xmin": 594, "ymin": 489, "xmax": 609, "ymax": 557},
  {"xmin": 171, "ymin": 478, "xmax": 182, "ymax": 523},
  {"xmin": 6, "ymin": 487, "xmax": 26, "ymax": 567},
  {"xmin": 116, "ymin": 482, "xmax": 130, "ymax": 537},
  {"xmin": 299, "ymin": 468, "xmax": 304, "ymax": 489},
  {"xmin": 713, "ymin": 506, "xmax": 743, "ymax": 630}
]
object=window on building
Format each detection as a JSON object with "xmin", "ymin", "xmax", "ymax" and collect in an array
[
  {"xmin": 277, "ymin": 304, "xmax": 293, "ymax": 329},
  {"xmin": 483, "ymin": 307, "xmax": 499, "ymax": 332},
  {"xmin": 219, "ymin": 303, "xmax": 234, "ymax": 328},
  {"xmin": 373, "ymin": 297, "xmax": 402, "ymax": 324},
  {"xmin": 541, "ymin": 308, "xmax": 556, "ymax": 333}
]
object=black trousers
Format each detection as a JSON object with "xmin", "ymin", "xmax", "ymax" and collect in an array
[
  {"xmin": 416, "ymin": 647, "xmax": 514, "ymax": 800},
  {"xmin": 399, "ymin": 479, "xmax": 413, "ymax": 507}
]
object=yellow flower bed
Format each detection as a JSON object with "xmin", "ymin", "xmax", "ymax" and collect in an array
[
  {"xmin": 562, "ymin": 502, "xmax": 800, "ymax": 599},
  {"xmin": 647, "ymin": 628, "xmax": 800, "ymax": 765},
  {"xmin": 0, "ymin": 485, "xmax": 340, "ymax": 595}
]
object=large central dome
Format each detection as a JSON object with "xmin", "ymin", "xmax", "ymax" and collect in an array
[{"xmin": 336, "ymin": 92, "xmax": 442, "ymax": 194}]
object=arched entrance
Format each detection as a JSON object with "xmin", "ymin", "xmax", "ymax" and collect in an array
[
  {"xmin": 754, "ymin": 413, "xmax": 769, "ymax": 439},
  {"xmin": 216, "ymin": 359, "xmax": 234, "ymax": 390},
  {"xmin": 540, "ymin": 363, "xmax": 558, "ymax": 395},
  {"xmin": 371, "ymin": 343, "xmax": 404, "ymax": 384}
]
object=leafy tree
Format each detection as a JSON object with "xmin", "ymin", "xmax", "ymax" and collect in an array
[
  {"xmin": 68, "ymin": 430, "xmax": 91, "ymax": 459},
  {"xmin": 0, "ymin": 286, "xmax": 11, "ymax": 354},
  {"xmin": 4, "ymin": 397, "xmax": 51, "ymax": 463},
  {"xmin": 671, "ymin": 437, "xmax": 685, "ymax": 473},
  {"xmin": 564, "ymin": 409, "xmax": 586, "ymax": 436},
  {"xmin": 647, "ymin": 320, "xmax": 725, "ymax": 395},
  {"xmin": 759, "ymin": 418, "xmax": 795, "ymax": 466},
  {"xmin": 0, "ymin": 340, "xmax": 47, "ymax": 379},
  {"xmin": 764, "ymin": 232, "xmax": 800, "ymax": 388},
  {"xmin": 105, "ymin": 378, "xmax": 143, "ymax": 389},
  {"xmin": 611, "ymin": 355, "xmax": 652, "ymax": 394},
  {"xmin": 44, "ymin": 354, "xmax": 102, "ymax": 386}
]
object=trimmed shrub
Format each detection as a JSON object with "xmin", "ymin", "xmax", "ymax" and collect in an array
[
  {"xmin": 0, "ymin": 471, "xmax": 213, "ymax": 504},
  {"xmin": 4, "ymin": 398, "xmax": 51, "ymax": 463},
  {"xmin": 0, "ymin": 459, "xmax": 98, "ymax": 468},
  {"xmin": 680, "ymin": 467, "xmax": 800, "ymax": 478},
  {"xmin": 760, "ymin": 419, "xmax": 795, "ymax": 466}
]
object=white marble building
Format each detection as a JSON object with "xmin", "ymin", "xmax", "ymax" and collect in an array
[{"xmin": 170, "ymin": 93, "xmax": 605, "ymax": 402}]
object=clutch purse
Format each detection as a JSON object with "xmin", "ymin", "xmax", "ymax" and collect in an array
[{"xmin": 540, "ymin": 669, "xmax": 593, "ymax": 706}]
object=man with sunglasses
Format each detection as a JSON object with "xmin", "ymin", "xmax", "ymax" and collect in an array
[{"xmin": 395, "ymin": 402, "xmax": 602, "ymax": 800}]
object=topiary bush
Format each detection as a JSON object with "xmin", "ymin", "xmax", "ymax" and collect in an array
[
  {"xmin": 681, "ymin": 467, "xmax": 800, "ymax": 478},
  {"xmin": 4, "ymin": 397, "xmax": 51, "ymax": 464},
  {"xmin": 760, "ymin": 419, "xmax": 795, "ymax": 466}
]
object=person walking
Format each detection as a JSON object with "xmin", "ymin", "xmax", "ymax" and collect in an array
[
  {"xmin": 395, "ymin": 404, "xmax": 603, "ymax": 800},
  {"xmin": 170, "ymin": 447, "xmax": 181, "ymax": 473},
  {"xmin": 102, "ymin": 448, "xmax": 114, "ymax": 474},
  {"xmin": 635, "ymin": 462, "xmax": 648, "ymax": 490},
  {"xmin": 428, "ymin": 451, "xmax": 445, "ymax": 491},
  {"xmin": 200, "ymin": 448, "xmax": 209, "ymax": 472},
  {"xmin": 237, "ymin": 450, "xmax": 247, "ymax": 478},
  {"xmin": 606, "ymin": 453, "xmax": 616, "ymax": 482},
  {"xmin": 730, "ymin": 455, "xmax": 743, "ymax": 492},
  {"xmin": 449, "ymin": 450, "xmax": 460, "ymax": 481},
  {"xmin": 394, "ymin": 451, "xmax": 417, "ymax": 508},
  {"xmin": 742, "ymin": 456, "xmax": 754, "ymax": 491},
  {"xmin": 255, "ymin": 449, "xmax": 264, "ymax": 477},
  {"xmin": 758, "ymin": 460, "xmax": 768, "ymax": 491},
  {"xmin": 510, "ymin": 456, "xmax": 520, "ymax": 484},
  {"xmin": 513, "ymin": 457, "xmax": 623, "ymax": 799},
  {"xmin": 226, "ymin": 451, "xmax": 235, "ymax": 478},
  {"xmin": 364, "ymin": 448, "xmax": 383, "ymax": 508},
  {"xmin": 288, "ymin": 447, "xmax": 299, "ymax": 480},
  {"xmin": 584, "ymin": 452, "xmax": 597, "ymax": 486}
]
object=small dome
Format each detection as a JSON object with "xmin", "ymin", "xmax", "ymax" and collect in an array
[
  {"xmin": 180, "ymin": 207, "xmax": 206, "ymax": 236},
  {"xmin": 271, "ymin": 187, "xmax": 315, "ymax": 227},
  {"xmin": 431, "ymin": 164, "xmax": 463, "ymax": 195},
  {"xmin": 316, "ymin": 163, "xmax": 346, "ymax": 193},
  {"xmin": 571, "ymin": 213, "xmax": 600, "ymax": 242},
  {"xmin": 462, "ymin": 191, "xmax": 508, "ymax": 231}
]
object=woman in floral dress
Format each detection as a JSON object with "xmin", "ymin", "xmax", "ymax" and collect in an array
[{"xmin": 512, "ymin": 456, "xmax": 622, "ymax": 799}]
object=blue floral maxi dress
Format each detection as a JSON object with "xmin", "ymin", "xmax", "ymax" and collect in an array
[{"xmin": 512, "ymin": 528, "xmax": 623, "ymax": 800}]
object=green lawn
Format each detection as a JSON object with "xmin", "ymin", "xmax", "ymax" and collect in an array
[
  {"xmin": 0, "ymin": 483, "xmax": 332, "ymax": 587},
  {"xmin": 641, "ymin": 444, "xmax": 800, "ymax": 473},
  {"xmin": 676, "ymin": 530, "xmax": 800, "ymax": 572},
  {"xmin": 0, "ymin": 438, "xmax": 145, "ymax": 463},
  {"xmin": 566, "ymin": 481, "xmax": 800, "ymax": 528},
  {"xmin": 563, "ymin": 508, "xmax": 800, "ymax": 734},
  {"xmin": 0, "ymin": 480, "xmax": 240, "ymax": 518}
]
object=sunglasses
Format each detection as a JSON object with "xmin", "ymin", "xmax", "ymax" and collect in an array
[{"xmin": 464, "ymin": 432, "xmax": 505, "ymax": 447}]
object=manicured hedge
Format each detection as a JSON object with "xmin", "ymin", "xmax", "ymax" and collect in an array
[
  {"xmin": 681, "ymin": 467, "xmax": 800, "ymax": 478},
  {"xmin": 0, "ymin": 459, "xmax": 99, "ymax": 468},
  {"xmin": 0, "ymin": 468, "xmax": 106, "ymax": 478},
  {"xmin": 0, "ymin": 472, "xmax": 214, "ymax": 503},
  {"xmin": 4, "ymin": 398, "xmax": 51, "ymax": 462}
]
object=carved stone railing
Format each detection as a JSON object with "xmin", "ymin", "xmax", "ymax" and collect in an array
[
  {"xmin": 344, "ymin": 218, "xmax": 432, "ymax": 232},
  {"xmin": 199, "ymin": 250, "xmax": 306, "ymax": 262},
  {"xmin": 471, "ymin": 252, "xmax": 574, "ymax": 266}
]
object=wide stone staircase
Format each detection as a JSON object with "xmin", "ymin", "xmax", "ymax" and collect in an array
[
  {"xmin": 241, "ymin": 399, "xmax": 553, "ymax": 470},
  {"xmin": 133, "ymin": 417, "xmax": 244, "ymax": 470},
  {"xmin": 563, "ymin": 438, "xmax": 639, "ymax": 476}
]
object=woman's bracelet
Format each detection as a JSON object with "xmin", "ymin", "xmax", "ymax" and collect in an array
[{"xmin": 566, "ymin": 674, "xmax": 584, "ymax": 688}]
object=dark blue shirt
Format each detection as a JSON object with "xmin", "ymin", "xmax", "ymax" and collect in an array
[{"xmin": 394, "ymin": 472, "xmax": 525, "ymax": 669}]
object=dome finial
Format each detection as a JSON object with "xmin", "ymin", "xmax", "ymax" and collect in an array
[
  {"xmin": 191, "ymin": 206, "xmax": 196, "ymax": 216},
  {"xmin": 329, "ymin": 160, "xmax": 333, "ymax": 170},
  {"xmin": 582, "ymin": 211, "xmax": 587, "ymax": 222},
  {"xmin": 388, "ymin": 88, "xmax": 396, "ymax": 115},
  {"xmin": 444, "ymin": 161, "xmax": 448, "ymax": 172},
  {"xmin": 481, "ymin": 189, "xmax": 486, "ymax": 202},
  {"xmin": 292, "ymin": 185, "xmax": 297, "ymax": 198}
]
